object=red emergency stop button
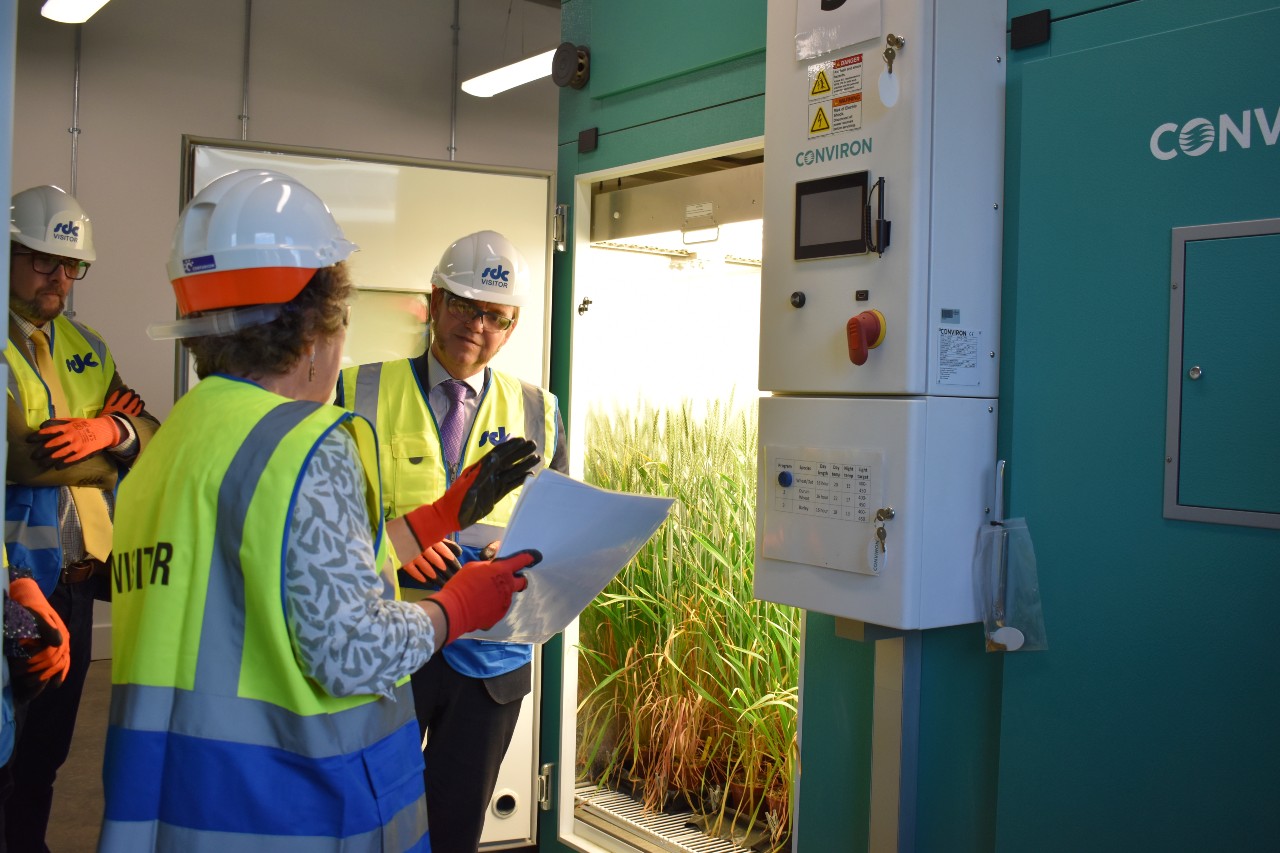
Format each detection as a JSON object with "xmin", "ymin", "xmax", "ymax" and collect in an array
[{"xmin": 847, "ymin": 309, "xmax": 887, "ymax": 366}]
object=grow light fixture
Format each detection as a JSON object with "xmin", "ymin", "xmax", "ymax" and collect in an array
[
  {"xmin": 41, "ymin": 0, "xmax": 112, "ymax": 23},
  {"xmin": 461, "ymin": 49, "xmax": 557, "ymax": 97}
]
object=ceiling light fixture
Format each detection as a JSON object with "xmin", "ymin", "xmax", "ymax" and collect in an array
[
  {"xmin": 41, "ymin": 0, "xmax": 113, "ymax": 23},
  {"xmin": 461, "ymin": 49, "xmax": 557, "ymax": 98}
]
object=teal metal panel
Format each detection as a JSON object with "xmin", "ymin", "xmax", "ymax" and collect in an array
[
  {"xmin": 1036, "ymin": 0, "xmax": 1280, "ymax": 53},
  {"xmin": 915, "ymin": 626, "xmax": 1002, "ymax": 853},
  {"xmin": 1178, "ymin": 232, "xmax": 1280, "ymax": 515},
  {"xmin": 591, "ymin": 0, "xmax": 765, "ymax": 97},
  {"xmin": 997, "ymin": 4, "xmax": 1280, "ymax": 851},
  {"xmin": 1008, "ymin": 1, "xmax": 1122, "ymax": 21},
  {"xmin": 793, "ymin": 614, "xmax": 874, "ymax": 853},
  {"xmin": 558, "ymin": 0, "xmax": 765, "ymax": 146}
]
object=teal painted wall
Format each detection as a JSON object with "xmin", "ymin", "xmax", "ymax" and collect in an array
[{"xmin": 999, "ymin": 2, "xmax": 1280, "ymax": 851}]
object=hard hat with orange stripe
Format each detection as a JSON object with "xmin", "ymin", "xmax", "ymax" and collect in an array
[{"xmin": 151, "ymin": 170, "xmax": 357, "ymax": 339}]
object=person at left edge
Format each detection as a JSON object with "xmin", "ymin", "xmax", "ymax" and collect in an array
[
  {"xmin": 3, "ymin": 185, "xmax": 159, "ymax": 853},
  {"xmin": 99, "ymin": 169, "xmax": 541, "ymax": 853}
]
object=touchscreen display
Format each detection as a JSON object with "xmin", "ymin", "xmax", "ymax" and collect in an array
[{"xmin": 795, "ymin": 171, "xmax": 868, "ymax": 259}]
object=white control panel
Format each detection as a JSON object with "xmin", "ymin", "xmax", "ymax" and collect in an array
[
  {"xmin": 753, "ymin": 0, "xmax": 1005, "ymax": 629},
  {"xmin": 763, "ymin": 446, "xmax": 884, "ymax": 576},
  {"xmin": 759, "ymin": 0, "xmax": 1006, "ymax": 397},
  {"xmin": 755, "ymin": 395, "xmax": 995, "ymax": 630}
]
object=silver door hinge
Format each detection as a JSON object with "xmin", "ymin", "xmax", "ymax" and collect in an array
[
  {"xmin": 538, "ymin": 762, "xmax": 554, "ymax": 810},
  {"xmin": 553, "ymin": 204, "xmax": 568, "ymax": 252}
]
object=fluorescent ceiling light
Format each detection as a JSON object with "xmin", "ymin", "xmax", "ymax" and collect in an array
[
  {"xmin": 461, "ymin": 49, "xmax": 556, "ymax": 98},
  {"xmin": 41, "ymin": 0, "xmax": 112, "ymax": 23}
]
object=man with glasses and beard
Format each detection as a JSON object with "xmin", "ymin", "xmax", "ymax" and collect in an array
[{"xmin": 3, "ymin": 185, "xmax": 159, "ymax": 852}]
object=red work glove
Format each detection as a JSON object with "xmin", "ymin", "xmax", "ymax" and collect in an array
[
  {"xmin": 402, "ymin": 437, "xmax": 539, "ymax": 549},
  {"xmin": 429, "ymin": 549, "xmax": 540, "ymax": 644},
  {"xmin": 28, "ymin": 415, "xmax": 125, "ymax": 468},
  {"xmin": 101, "ymin": 387, "xmax": 145, "ymax": 418},
  {"xmin": 401, "ymin": 539, "xmax": 464, "ymax": 590},
  {"xmin": 9, "ymin": 578, "xmax": 70, "ymax": 688}
]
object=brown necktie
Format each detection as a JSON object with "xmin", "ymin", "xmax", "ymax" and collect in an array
[{"xmin": 30, "ymin": 329, "xmax": 114, "ymax": 562}]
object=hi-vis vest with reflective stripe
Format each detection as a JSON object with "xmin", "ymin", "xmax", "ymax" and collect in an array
[
  {"xmin": 4, "ymin": 315, "xmax": 115, "ymax": 593},
  {"xmin": 338, "ymin": 360, "xmax": 555, "ymax": 677},
  {"xmin": 338, "ymin": 360, "xmax": 554, "ymax": 527},
  {"xmin": 101, "ymin": 376, "xmax": 428, "ymax": 853}
]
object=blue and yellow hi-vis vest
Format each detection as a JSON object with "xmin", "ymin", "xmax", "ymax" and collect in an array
[
  {"xmin": 100, "ymin": 375, "xmax": 428, "ymax": 853},
  {"xmin": 337, "ymin": 360, "xmax": 557, "ymax": 679},
  {"xmin": 4, "ymin": 315, "xmax": 117, "ymax": 593}
]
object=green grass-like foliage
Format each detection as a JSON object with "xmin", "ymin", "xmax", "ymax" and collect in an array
[{"xmin": 579, "ymin": 399, "xmax": 799, "ymax": 849}]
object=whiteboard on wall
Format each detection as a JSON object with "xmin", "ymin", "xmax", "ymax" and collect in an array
[{"xmin": 179, "ymin": 137, "xmax": 554, "ymax": 390}]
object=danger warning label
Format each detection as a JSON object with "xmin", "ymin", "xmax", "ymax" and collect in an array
[
  {"xmin": 807, "ymin": 53, "xmax": 863, "ymax": 102},
  {"xmin": 810, "ymin": 69, "xmax": 832, "ymax": 97},
  {"xmin": 806, "ymin": 53, "xmax": 864, "ymax": 138}
]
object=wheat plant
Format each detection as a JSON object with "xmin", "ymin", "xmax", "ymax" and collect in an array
[{"xmin": 578, "ymin": 398, "xmax": 800, "ymax": 850}]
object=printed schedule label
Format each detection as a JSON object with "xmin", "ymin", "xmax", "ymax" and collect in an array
[
  {"xmin": 773, "ymin": 457, "xmax": 875, "ymax": 523},
  {"xmin": 762, "ymin": 444, "xmax": 885, "ymax": 574}
]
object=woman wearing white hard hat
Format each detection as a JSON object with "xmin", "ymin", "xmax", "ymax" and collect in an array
[{"xmin": 99, "ymin": 170, "xmax": 541, "ymax": 853}]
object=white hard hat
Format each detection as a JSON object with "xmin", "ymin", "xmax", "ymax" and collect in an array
[
  {"xmin": 430, "ymin": 230, "xmax": 529, "ymax": 308},
  {"xmin": 166, "ymin": 169, "xmax": 357, "ymax": 317},
  {"xmin": 11, "ymin": 185, "xmax": 96, "ymax": 262}
]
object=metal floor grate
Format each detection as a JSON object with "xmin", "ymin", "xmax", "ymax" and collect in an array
[{"xmin": 575, "ymin": 783, "xmax": 760, "ymax": 853}]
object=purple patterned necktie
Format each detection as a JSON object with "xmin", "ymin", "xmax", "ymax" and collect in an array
[{"xmin": 438, "ymin": 379, "xmax": 469, "ymax": 468}]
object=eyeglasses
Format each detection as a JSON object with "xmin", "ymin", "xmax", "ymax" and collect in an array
[
  {"xmin": 444, "ymin": 292, "xmax": 515, "ymax": 332},
  {"xmin": 13, "ymin": 250, "xmax": 91, "ymax": 281}
]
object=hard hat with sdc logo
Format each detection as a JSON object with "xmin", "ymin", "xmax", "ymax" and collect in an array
[
  {"xmin": 431, "ymin": 230, "xmax": 529, "ymax": 309},
  {"xmin": 10, "ymin": 185, "xmax": 96, "ymax": 262}
]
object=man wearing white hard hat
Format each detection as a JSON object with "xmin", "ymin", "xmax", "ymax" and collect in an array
[
  {"xmin": 3, "ymin": 185, "xmax": 159, "ymax": 851},
  {"xmin": 337, "ymin": 230, "xmax": 567, "ymax": 851}
]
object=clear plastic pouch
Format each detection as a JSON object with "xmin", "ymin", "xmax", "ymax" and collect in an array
[{"xmin": 975, "ymin": 518, "xmax": 1048, "ymax": 652}]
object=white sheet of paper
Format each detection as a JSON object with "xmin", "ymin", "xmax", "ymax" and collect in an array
[{"xmin": 461, "ymin": 470, "xmax": 675, "ymax": 644}]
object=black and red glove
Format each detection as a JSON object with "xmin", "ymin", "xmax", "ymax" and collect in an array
[
  {"xmin": 429, "ymin": 549, "xmax": 540, "ymax": 644},
  {"xmin": 402, "ymin": 437, "xmax": 538, "ymax": 548},
  {"xmin": 28, "ymin": 415, "xmax": 125, "ymax": 468},
  {"xmin": 102, "ymin": 387, "xmax": 145, "ymax": 418},
  {"xmin": 401, "ymin": 539, "xmax": 464, "ymax": 590}
]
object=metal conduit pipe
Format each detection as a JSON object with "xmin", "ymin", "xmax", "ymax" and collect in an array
[
  {"xmin": 69, "ymin": 26, "xmax": 82, "ymax": 195},
  {"xmin": 448, "ymin": 0, "xmax": 459, "ymax": 161},
  {"xmin": 239, "ymin": 0, "xmax": 252, "ymax": 140},
  {"xmin": 66, "ymin": 25, "xmax": 83, "ymax": 318}
]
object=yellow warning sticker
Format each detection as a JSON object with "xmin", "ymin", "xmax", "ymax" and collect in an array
[
  {"xmin": 808, "ymin": 95, "xmax": 862, "ymax": 139},
  {"xmin": 809, "ymin": 107, "xmax": 831, "ymax": 135},
  {"xmin": 810, "ymin": 69, "xmax": 832, "ymax": 97}
]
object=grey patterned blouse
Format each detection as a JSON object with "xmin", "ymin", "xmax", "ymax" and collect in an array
[{"xmin": 285, "ymin": 427, "xmax": 437, "ymax": 699}]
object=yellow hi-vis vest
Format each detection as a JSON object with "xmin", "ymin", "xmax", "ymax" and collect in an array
[
  {"xmin": 101, "ymin": 376, "xmax": 428, "ymax": 853},
  {"xmin": 338, "ymin": 360, "xmax": 557, "ymax": 677},
  {"xmin": 4, "ymin": 315, "xmax": 117, "ymax": 591},
  {"xmin": 338, "ymin": 360, "xmax": 555, "ymax": 529}
]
